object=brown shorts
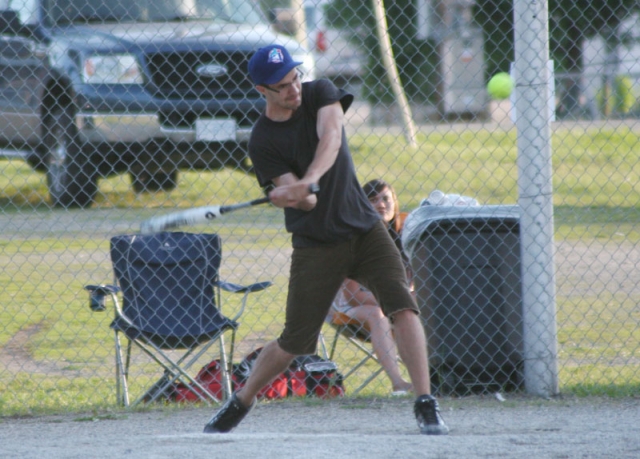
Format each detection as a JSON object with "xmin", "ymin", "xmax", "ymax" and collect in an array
[{"xmin": 278, "ymin": 221, "xmax": 418, "ymax": 355}]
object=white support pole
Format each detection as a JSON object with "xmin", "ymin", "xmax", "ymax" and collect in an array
[{"xmin": 513, "ymin": 0, "xmax": 559, "ymax": 396}]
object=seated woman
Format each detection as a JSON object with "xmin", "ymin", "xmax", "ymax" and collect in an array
[{"xmin": 330, "ymin": 179, "xmax": 413, "ymax": 395}]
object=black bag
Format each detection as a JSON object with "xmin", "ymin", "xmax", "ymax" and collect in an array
[{"xmin": 289, "ymin": 354, "xmax": 345, "ymax": 398}]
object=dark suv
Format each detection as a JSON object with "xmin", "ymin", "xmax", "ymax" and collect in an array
[{"xmin": 0, "ymin": 0, "xmax": 313, "ymax": 207}]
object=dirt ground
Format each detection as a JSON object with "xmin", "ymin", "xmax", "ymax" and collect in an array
[{"xmin": 2, "ymin": 395, "xmax": 638, "ymax": 459}]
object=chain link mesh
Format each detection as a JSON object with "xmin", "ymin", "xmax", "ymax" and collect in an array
[{"xmin": 1, "ymin": 0, "xmax": 639, "ymax": 414}]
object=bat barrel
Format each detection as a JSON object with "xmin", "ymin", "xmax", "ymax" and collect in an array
[{"xmin": 139, "ymin": 197, "xmax": 270, "ymax": 234}]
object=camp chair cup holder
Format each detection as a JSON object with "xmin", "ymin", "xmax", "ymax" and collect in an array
[{"xmin": 85, "ymin": 284, "xmax": 120, "ymax": 312}]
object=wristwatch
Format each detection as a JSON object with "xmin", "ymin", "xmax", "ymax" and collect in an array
[{"xmin": 308, "ymin": 183, "xmax": 320, "ymax": 195}]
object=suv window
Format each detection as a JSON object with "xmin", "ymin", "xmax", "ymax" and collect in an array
[
  {"xmin": 4, "ymin": 0, "xmax": 38, "ymax": 24},
  {"xmin": 47, "ymin": 0, "xmax": 264, "ymax": 26}
]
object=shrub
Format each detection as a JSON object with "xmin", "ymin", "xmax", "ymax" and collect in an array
[{"xmin": 596, "ymin": 75, "xmax": 636, "ymax": 116}]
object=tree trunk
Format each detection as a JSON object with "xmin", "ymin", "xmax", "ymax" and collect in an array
[{"xmin": 559, "ymin": 23, "xmax": 582, "ymax": 119}]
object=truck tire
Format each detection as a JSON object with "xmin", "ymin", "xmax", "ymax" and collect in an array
[{"xmin": 44, "ymin": 107, "xmax": 98, "ymax": 208}]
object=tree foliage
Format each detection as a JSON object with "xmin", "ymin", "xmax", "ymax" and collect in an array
[
  {"xmin": 550, "ymin": 0, "xmax": 638, "ymax": 39},
  {"xmin": 328, "ymin": 0, "xmax": 438, "ymax": 105},
  {"xmin": 319, "ymin": 0, "xmax": 640, "ymax": 113},
  {"xmin": 474, "ymin": 0, "xmax": 640, "ymax": 117}
]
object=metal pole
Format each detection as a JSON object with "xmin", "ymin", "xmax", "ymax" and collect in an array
[{"xmin": 513, "ymin": 0, "xmax": 559, "ymax": 396}]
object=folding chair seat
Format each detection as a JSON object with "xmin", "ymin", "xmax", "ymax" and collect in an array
[
  {"xmin": 86, "ymin": 231, "xmax": 271, "ymax": 407},
  {"xmin": 321, "ymin": 308, "xmax": 386, "ymax": 396}
]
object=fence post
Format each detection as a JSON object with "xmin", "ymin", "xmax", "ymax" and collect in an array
[{"xmin": 513, "ymin": 0, "xmax": 559, "ymax": 396}]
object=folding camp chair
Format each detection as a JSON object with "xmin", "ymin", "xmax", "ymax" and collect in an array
[
  {"xmin": 320, "ymin": 308, "xmax": 386, "ymax": 396},
  {"xmin": 85, "ymin": 231, "xmax": 271, "ymax": 407}
]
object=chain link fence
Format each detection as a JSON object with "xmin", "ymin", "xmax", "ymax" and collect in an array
[{"xmin": 1, "ymin": 0, "xmax": 639, "ymax": 415}]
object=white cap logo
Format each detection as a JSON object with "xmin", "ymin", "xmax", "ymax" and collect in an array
[{"xmin": 268, "ymin": 48, "xmax": 284, "ymax": 64}]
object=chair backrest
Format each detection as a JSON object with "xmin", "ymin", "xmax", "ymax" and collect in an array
[{"xmin": 110, "ymin": 232, "xmax": 228, "ymax": 341}]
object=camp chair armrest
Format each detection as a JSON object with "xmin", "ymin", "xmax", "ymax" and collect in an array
[
  {"xmin": 214, "ymin": 280, "xmax": 272, "ymax": 294},
  {"xmin": 85, "ymin": 284, "xmax": 120, "ymax": 295},
  {"xmin": 84, "ymin": 284, "xmax": 120, "ymax": 312}
]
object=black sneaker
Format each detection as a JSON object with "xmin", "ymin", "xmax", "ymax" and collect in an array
[
  {"xmin": 414, "ymin": 394, "xmax": 449, "ymax": 435},
  {"xmin": 203, "ymin": 392, "xmax": 254, "ymax": 433}
]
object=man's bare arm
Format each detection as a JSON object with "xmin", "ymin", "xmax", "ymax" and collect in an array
[{"xmin": 303, "ymin": 101, "xmax": 344, "ymax": 184}]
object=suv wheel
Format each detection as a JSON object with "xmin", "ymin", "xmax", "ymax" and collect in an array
[{"xmin": 44, "ymin": 107, "xmax": 98, "ymax": 208}]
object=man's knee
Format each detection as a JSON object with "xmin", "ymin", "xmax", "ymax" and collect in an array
[
  {"xmin": 277, "ymin": 334, "xmax": 319, "ymax": 356},
  {"xmin": 270, "ymin": 339, "xmax": 296, "ymax": 359}
]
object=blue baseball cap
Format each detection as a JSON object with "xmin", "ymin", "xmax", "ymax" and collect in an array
[{"xmin": 248, "ymin": 45, "xmax": 303, "ymax": 86}]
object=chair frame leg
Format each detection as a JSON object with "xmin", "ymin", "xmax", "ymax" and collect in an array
[
  {"xmin": 327, "ymin": 324, "xmax": 389, "ymax": 396},
  {"xmin": 114, "ymin": 330, "xmax": 130, "ymax": 407},
  {"xmin": 129, "ymin": 339, "xmax": 223, "ymax": 406},
  {"xmin": 218, "ymin": 331, "xmax": 236, "ymax": 400},
  {"xmin": 112, "ymin": 324, "xmax": 238, "ymax": 407}
]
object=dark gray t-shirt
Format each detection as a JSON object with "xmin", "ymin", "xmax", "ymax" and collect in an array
[{"xmin": 248, "ymin": 79, "xmax": 379, "ymax": 248}]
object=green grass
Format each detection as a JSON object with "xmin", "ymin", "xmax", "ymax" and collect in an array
[{"xmin": 2, "ymin": 124, "xmax": 640, "ymax": 415}]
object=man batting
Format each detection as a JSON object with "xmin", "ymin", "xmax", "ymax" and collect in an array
[{"xmin": 203, "ymin": 44, "xmax": 449, "ymax": 436}]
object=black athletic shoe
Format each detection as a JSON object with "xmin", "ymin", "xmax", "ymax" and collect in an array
[
  {"xmin": 414, "ymin": 394, "xmax": 449, "ymax": 435},
  {"xmin": 203, "ymin": 393, "xmax": 254, "ymax": 433}
]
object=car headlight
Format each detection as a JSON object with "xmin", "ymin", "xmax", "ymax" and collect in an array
[
  {"xmin": 293, "ymin": 52, "xmax": 316, "ymax": 82},
  {"xmin": 83, "ymin": 54, "xmax": 143, "ymax": 84}
]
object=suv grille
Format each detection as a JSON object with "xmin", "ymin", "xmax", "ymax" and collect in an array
[{"xmin": 146, "ymin": 50, "xmax": 255, "ymax": 99}]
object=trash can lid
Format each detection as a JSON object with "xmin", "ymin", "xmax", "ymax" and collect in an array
[{"xmin": 401, "ymin": 205, "xmax": 521, "ymax": 260}]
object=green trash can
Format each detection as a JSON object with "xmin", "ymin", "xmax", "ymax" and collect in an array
[{"xmin": 402, "ymin": 205, "xmax": 524, "ymax": 395}]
